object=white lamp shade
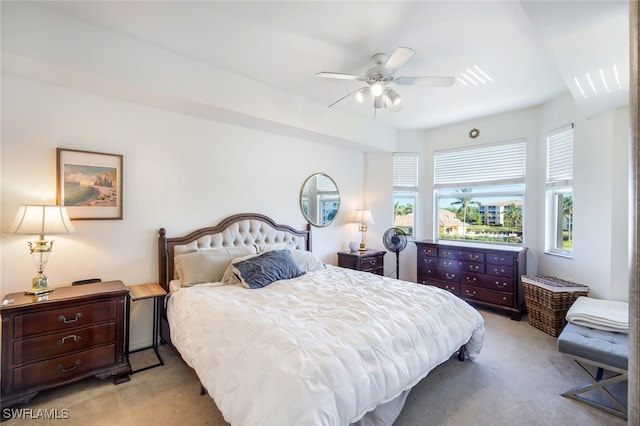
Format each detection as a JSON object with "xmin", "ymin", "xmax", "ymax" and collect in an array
[
  {"xmin": 6, "ymin": 205, "xmax": 75, "ymax": 235},
  {"xmin": 353, "ymin": 209, "xmax": 374, "ymax": 225}
]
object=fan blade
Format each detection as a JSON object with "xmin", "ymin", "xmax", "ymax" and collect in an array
[
  {"xmin": 316, "ymin": 72, "xmax": 364, "ymax": 81},
  {"xmin": 395, "ymin": 76, "xmax": 456, "ymax": 86},
  {"xmin": 382, "ymin": 47, "xmax": 415, "ymax": 73},
  {"xmin": 327, "ymin": 88, "xmax": 363, "ymax": 108}
]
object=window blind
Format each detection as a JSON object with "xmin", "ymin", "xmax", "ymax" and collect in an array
[
  {"xmin": 393, "ymin": 153, "xmax": 418, "ymax": 191},
  {"xmin": 546, "ymin": 124, "xmax": 574, "ymax": 186},
  {"xmin": 434, "ymin": 140, "xmax": 526, "ymax": 188}
]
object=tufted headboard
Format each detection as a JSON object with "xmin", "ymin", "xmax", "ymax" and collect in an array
[{"xmin": 158, "ymin": 213, "xmax": 312, "ymax": 292}]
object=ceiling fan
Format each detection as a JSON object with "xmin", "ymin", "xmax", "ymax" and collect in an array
[{"xmin": 316, "ymin": 47, "xmax": 455, "ymax": 113}]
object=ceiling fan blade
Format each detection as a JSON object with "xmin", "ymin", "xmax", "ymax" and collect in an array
[
  {"xmin": 327, "ymin": 88, "xmax": 363, "ymax": 108},
  {"xmin": 316, "ymin": 72, "xmax": 364, "ymax": 81},
  {"xmin": 382, "ymin": 47, "xmax": 415, "ymax": 73},
  {"xmin": 395, "ymin": 76, "xmax": 456, "ymax": 87}
]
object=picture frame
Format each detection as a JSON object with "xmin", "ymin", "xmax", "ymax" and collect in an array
[{"xmin": 56, "ymin": 148, "xmax": 123, "ymax": 220}]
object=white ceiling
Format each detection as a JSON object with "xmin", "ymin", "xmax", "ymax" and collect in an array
[{"xmin": 15, "ymin": 1, "xmax": 633, "ymax": 130}]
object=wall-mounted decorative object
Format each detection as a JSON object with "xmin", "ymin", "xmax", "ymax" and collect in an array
[
  {"xmin": 469, "ymin": 128, "xmax": 480, "ymax": 139},
  {"xmin": 57, "ymin": 148, "xmax": 123, "ymax": 220},
  {"xmin": 300, "ymin": 173, "xmax": 340, "ymax": 227}
]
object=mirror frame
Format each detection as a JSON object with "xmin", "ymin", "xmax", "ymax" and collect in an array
[{"xmin": 300, "ymin": 173, "xmax": 340, "ymax": 227}]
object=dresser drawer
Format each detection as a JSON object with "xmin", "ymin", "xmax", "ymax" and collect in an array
[
  {"xmin": 418, "ymin": 255, "xmax": 437, "ymax": 267},
  {"xmin": 14, "ymin": 323, "xmax": 117, "ymax": 365},
  {"xmin": 437, "ymin": 269, "xmax": 460, "ymax": 283},
  {"xmin": 12, "ymin": 344, "xmax": 118, "ymax": 391},
  {"xmin": 459, "ymin": 251, "xmax": 485, "ymax": 263},
  {"xmin": 461, "ymin": 285, "xmax": 513, "ymax": 307},
  {"xmin": 419, "ymin": 279, "xmax": 460, "ymax": 296},
  {"xmin": 486, "ymin": 253, "xmax": 515, "ymax": 265},
  {"xmin": 359, "ymin": 255, "xmax": 382, "ymax": 271},
  {"xmin": 418, "ymin": 246, "xmax": 438, "ymax": 258},
  {"xmin": 14, "ymin": 300, "xmax": 118, "ymax": 338},
  {"xmin": 461, "ymin": 273, "xmax": 514, "ymax": 292},
  {"xmin": 438, "ymin": 258, "xmax": 460, "ymax": 270},
  {"xmin": 486, "ymin": 264, "xmax": 514, "ymax": 277},
  {"xmin": 460, "ymin": 261, "xmax": 484, "ymax": 274}
]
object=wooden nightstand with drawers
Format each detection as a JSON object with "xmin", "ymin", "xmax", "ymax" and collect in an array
[
  {"xmin": 337, "ymin": 250, "xmax": 385, "ymax": 275},
  {"xmin": 1, "ymin": 280, "xmax": 130, "ymax": 410}
]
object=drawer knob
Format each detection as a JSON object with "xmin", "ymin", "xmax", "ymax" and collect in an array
[
  {"xmin": 57, "ymin": 360, "xmax": 81, "ymax": 373},
  {"xmin": 58, "ymin": 334, "xmax": 81, "ymax": 345},
  {"xmin": 57, "ymin": 313, "xmax": 83, "ymax": 324}
]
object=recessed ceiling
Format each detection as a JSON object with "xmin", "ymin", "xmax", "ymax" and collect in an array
[{"xmin": 4, "ymin": 1, "xmax": 631, "ymax": 130}]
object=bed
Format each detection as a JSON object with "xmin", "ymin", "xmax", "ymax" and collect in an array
[{"xmin": 158, "ymin": 213, "xmax": 485, "ymax": 425}]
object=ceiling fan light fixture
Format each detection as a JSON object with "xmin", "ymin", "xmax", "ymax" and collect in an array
[
  {"xmin": 355, "ymin": 87, "xmax": 369, "ymax": 103},
  {"xmin": 374, "ymin": 95, "xmax": 386, "ymax": 109},
  {"xmin": 386, "ymin": 88, "xmax": 402, "ymax": 106},
  {"xmin": 370, "ymin": 82, "xmax": 384, "ymax": 97}
]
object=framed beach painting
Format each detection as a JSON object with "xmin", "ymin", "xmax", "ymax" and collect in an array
[{"xmin": 56, "ymin": 148, "xmax": 123, "ymax": 220}]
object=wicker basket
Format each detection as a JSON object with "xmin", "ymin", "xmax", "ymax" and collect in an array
[{"xmin": 522, "ymin": 275, "xmax": 589, "ymax": 337}]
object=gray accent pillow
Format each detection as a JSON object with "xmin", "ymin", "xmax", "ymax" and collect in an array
[{"xmin": 232, "ymin": 250, "xmax": 305, "ymax": 289}]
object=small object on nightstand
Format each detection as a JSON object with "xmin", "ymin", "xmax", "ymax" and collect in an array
[
  {"xmin": 338, "ymin": 249, "xmax": 385, "ymax": 275},
  {"xmin": 126, "ymin": 282, "xmax": 167, "ymax": 373}
]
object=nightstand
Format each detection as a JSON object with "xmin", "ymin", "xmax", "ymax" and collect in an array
[
  {"xmin": 126, "ymin": 282, "xmax": 167, "ymax": 373},
  {"xmin": 1, "ymin": 281, "xmax": 130, "ymax": 410},
  {"xmin": 337, "ymin": 250, "xmax": 385, "ymax": 275}
]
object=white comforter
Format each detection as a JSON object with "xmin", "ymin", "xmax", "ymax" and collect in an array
[{"xmin": 168, "ymin": 265, "xmax": 485, "ymax": 425}]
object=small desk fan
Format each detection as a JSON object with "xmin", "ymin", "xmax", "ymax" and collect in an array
[{"xmin": 383, "ymin": 228, "xmax": 407, "ymax": 279}]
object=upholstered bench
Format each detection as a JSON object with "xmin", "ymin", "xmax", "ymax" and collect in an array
[{"xmin": 558, "ymin": 323, "xmax": 628, "ymax": 418}]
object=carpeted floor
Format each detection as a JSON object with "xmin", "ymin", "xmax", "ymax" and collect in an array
[{"xmin": 1, "ymin": 308, "xmax": 627, "ymax": 425}]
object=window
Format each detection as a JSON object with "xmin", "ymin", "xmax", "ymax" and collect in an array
[
  {"xmin": 434, "ymin": 140, "xmax": 526, "ymax": 245},
  {"xmin": 393, "ymin": 153, "xmax": 418, "ymax": 238},
  {"xmin": 545, "ymin": 124, "xmax": 574, "ymax": 256}
]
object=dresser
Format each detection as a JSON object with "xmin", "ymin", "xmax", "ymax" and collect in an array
[
  {"xmin": 337, "ymin": 250, "xmax": 385, "ymax": 275},
  {"xmin": 1, "ymin": 281, "xmax": 130, "ymax": 409},
  {"xmin": 415, "ymin": 241, "xmax": 527, "ymax": 320}
]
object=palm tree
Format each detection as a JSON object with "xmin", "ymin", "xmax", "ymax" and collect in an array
[
  {"xmin": 450, "ymin": 189, "xmax": 481, "ymax": 238},
  {"xmin": 504, "ymin": 203, "xmax": 523, "ymax": 228},
  {"xmin": 394, "ymin": 202, "xmax": 413, "ymax": 217}
]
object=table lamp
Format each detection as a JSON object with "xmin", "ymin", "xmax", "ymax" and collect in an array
[
  {"xmin": 6, "ymin": 205, "xmax": 75, "ymax": 295},
  {"xmin": 353, "ymin": 209, "xmax": 374, "ymax": 252}
]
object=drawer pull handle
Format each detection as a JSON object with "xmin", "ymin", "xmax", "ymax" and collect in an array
[
  {"xmin": 58, "ymin": 335, "xmax": 81, "ymax": 345},
  {"xmin": 470, "ymin": 265, "xmax": 479, "ymax": 271},
  {"xmin": 493, "ymin": 268, "xmax": 505, "ymax": 274},
  {"xmin": 496, "ymin": 282, "xmax": 508, "ymax": 288},
  {"xmin": 57, "ymin": 360, "xmax": 81, "ymax": 373},
  {"xmin": 469, "ymin": 255, "xmax": 479, "ymax": 260},
  {"xmin": 465, "ymin": 289, "xmax": 477, "ymax": 296},
  {"xmin": 367, "ymin": 259, "xmax": 376, "ymax": 265},
  {"xmin": 58, "ymin": 313, "xmax": 83, "ymax": 324},
  {"xmin": 466, "ymin": 277, "xmax": 477, "ymax": 283},
  {"xmin": 445, "ymin": 273, "xmax": 456, "ymax": 279}
]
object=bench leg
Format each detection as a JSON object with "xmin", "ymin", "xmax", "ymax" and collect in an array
[{"xmin": 561, "ymin": 356, "xmax": 628, "ymax": 419}]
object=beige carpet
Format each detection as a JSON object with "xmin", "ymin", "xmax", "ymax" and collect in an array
[{"xmin": 2, "ymin": 308, "xmax": 626, "ymax": 425}]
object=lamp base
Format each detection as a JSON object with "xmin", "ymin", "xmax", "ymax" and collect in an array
[
  {"xmin": 26, "ymin": 274, "xmax": 55, "ymax": 295},
  {"xmin": 358, "ymin": 241, "xmax": 367, "ymax": 252}
]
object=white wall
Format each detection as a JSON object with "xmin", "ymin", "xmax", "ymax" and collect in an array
[
  {"xmin": 0, "ymin": 74, "xmax": 367, "ymax": 348},
  {"xmin": 380, "ymin": 93, "xmax": 630, "ymax": 300}
]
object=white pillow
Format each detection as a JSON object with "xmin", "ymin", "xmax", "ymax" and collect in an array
[
  {"xmin": 175, "ymin": 246, "xmax": 256, "ymax": 287},
  {"xmin": 290, "ymin": 250, "xmax": 325, "ymax": 272}
]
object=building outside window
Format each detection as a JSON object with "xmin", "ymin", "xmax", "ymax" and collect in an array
[
  {"xmin": 393, "ymin": 153, "xmax": 418, "ymax": 238},
  {"xmin": 545, "ymin": 124, "xmax": 574, "ymax": 256},
  {"xmin": 434, "ymin": 140, "xmax": 526, "ymax": 245}
]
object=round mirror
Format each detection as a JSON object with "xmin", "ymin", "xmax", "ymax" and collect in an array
[{"xmin": 300, "ymin": 173, "xmax": 340, "ymax": 227}]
